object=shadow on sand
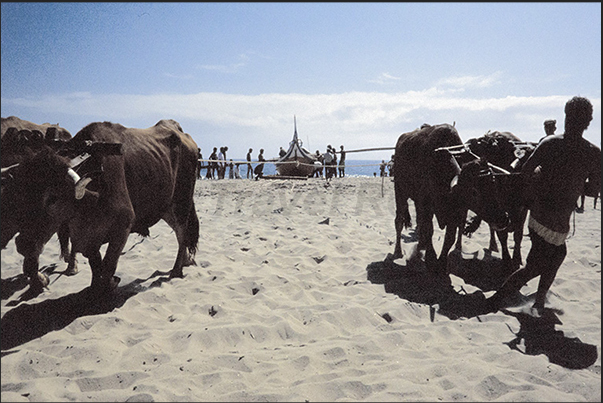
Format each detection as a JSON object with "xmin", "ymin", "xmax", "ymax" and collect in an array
[
  {"xmin": 367, "ymin": 251, "xmax": 492, "ymax": 321},
  {"xmin": 367, "ymin": 248, "xmax": 598, "ymax": 369},
  {"xmin": 502, "ymin": 308, "xmax": 598, "ymax": 369},
  {"xmin": 1, "ymin": 270, "xmax": 173, "ymax": 353}
]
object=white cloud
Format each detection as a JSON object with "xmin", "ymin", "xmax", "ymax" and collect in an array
[
  {"xmin": 198, "ymin": 52, "xmax": 252, "ymax": 74},
  {"xmin": 368, "ymin": 72, "xmax": 402, "ymax": 85},
  {"xmin": 435, "ymin": 72, "xmax": 503, "ymax": 90}
]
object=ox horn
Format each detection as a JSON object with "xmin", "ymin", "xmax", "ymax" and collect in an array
[
  {"xmin": 66, "ymin": 168, "xmax": 92, "ymax": 200},
  {"xmin": 1, "ymin": 163, "xmax": 20, "ymax": 175}
]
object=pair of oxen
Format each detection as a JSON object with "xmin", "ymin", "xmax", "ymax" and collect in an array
[
  {"xmin": 1, "ymin": 116, "xmax": 199, "ymax": 296},
  {"xmin": 1, "ymin": 117, "xmax": 532, "ymax": 299},
  {"xmin": 390, "ymin": 123, "xmax": 536, "ymax": 278}
]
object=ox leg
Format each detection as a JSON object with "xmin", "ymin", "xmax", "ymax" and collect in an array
[
  {"xmin": 511, "ymin": 228, "xmax": 524, "ymax": 270},
  {"xmin": 511, "ymin": 209, "xmax": 528, "ymax": 269},
  {"xmin": 163, "ymin": 205, "xmax": 199, "ymax": 279},
  {"xmin": 15, "ymin": 236, "xmax": 49, "ymax": 293},
  {"xmin": 392, "ymin": 185, "xmax": 411, "ymax": 259},
  {"xmin": 100, "ymin": 238, "xmax": 128, "ymax": 291},
  {"xmin": 454, "ymin": 225, "xmax": 463, "ymax": 252},
  {"xmin": 58, "ymin": 223, "xmax": 78, "ymax": 276},
  {"xmin": 438, "ymin": 225, "xmax": 459, "ymax": 274},
  {"xmin": 393, "ymin": 204, "xmax": 409, "ymax": 259},
  {"xmin": 88, "ymin": 250, "xmax": 103, "ymax": 290},
  {"xmin": 88, "ymin": 237, "xmax": 126, "ymax": 293},
  {"xmin": 488, "ymin": 225, "xmax": 499, "ymax": 252},
  {"xmin": 415, "ymin": 204, "xmax": 437, "ymax": 267},
  {"xmin": 496, "ymin": 230, "xmax": 515, "ymax": 274}
]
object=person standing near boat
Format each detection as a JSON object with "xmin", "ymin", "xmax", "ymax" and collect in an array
[
  {"xmin": 254, "ymin": 148, "xmax": 265, "ymax": 180},
  {"xmin": 246, "ymin": 148, "xmax": 253, "ymax": 179},
  {"xmin": 207, "ymin": 147, "xmax": 218, "ymax": 179},
  {"xmin": 217, "ymin": 147, "xmax": 226, "ymax": 179},
  {"xmin": 338, "ymin": 145, "xmax": 346, "ymax": 178},
  {"xmin": 314, "ymin": 150, "xmax": 323, "ymax": 178},
  {"xmin": 323, "ymin": 146, "xmax": 334, "ymax": 180}
]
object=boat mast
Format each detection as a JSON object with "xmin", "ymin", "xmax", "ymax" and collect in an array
[{"xmin": 293, "ymin": 115, "xmax": 299, "ymax": 143}]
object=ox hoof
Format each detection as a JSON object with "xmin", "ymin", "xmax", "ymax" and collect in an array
[
  {"xmin": 109, "ymin": 276, "xmax": 121, "ymax": 291},
  {"xmin": 28, "ymin": 272, "xmax": 50, "ymax": 294},
  {"xmin": 65, "ymin": 265, "xmax": 79, "ymax": 276},
  {"xmin": 37, "ymin": 272, "xmax": 50, "ymax": 288}
]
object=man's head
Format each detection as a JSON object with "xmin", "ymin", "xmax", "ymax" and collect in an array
[
  {"xmin": 564, "ymin": 96, "xmax": 593, "ymax": 136},
  {"xmin": 544, "ymin": 119, "xmax": 556, "ymax": 136}
]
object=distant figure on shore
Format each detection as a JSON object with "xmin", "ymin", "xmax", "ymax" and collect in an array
[
  {"xmin": 323, "ymin": 145, "xmax": 334, "ymax": 181},
  {"xmin": 387, "ymin": 154, "xmax": 394, "ymax": 177},
  {"xmin": 254, "ymin": 148, "xmax": 265, "ymax": 180},
  {"xmin": 197, "ymin": 148, "xmax": 203, "ymax": 179},
  {"xmin": 314, "ymin": 150, "xmax": 323, "ymax": 177},
  {"xmin": 577, "ymin": 180, "xmax": 600, "ymax": 212},
  {"xmin": 484, "ymin": 96, "xmax": 601, "ymax": 316},
  {"xmin": 207, "ymin": 147, "xmax": 218, "ymax": 179},
  {"xmin": 539, "ymin": 119, "xmax": 556, "ymax": 142},
  {"xmin": 338, "ymin": 145, "xmax": 346, "ymax": 178},
  {"xmin": 228, "ymin": 159, "xmax": 235, "ymax": 179},
  {"xmin": 246, "ymin": 148, "xmax": 253, "ymax": 179},
  {"xmin": 217, "ymin": 147, "xmax": 226, "ymax": 179},
  {"xmin": 332, "ymin": 147, "xmax": 338, "ymax": 179},
  {"xmin": 379, "ymin": 160, "xmax": 387, "ymax": 177}
]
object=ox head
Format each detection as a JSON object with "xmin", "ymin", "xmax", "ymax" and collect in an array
[
  {"xmin": 430, "ymin": 148, "xmax": 509, "ymax": 232},
  {"xmin": 1, "ymin": 147, "xmax": 95, "ymax": 250},
  {"xmin": 454, "ymin": 159, "xmax": 510, "ymax": 231}
]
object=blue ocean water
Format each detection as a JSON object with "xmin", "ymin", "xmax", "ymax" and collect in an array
[{"xmin": 228, "ymin": 159, "xmax": 390, "ymax": 178}]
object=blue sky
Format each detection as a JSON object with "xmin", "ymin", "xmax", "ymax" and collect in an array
[{"xmin": 1, "ymin": 2, "xmax": 600, "ymax": 161}]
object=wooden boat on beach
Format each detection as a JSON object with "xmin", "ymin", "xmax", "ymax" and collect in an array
[{"xmin": 275, "ymin": 117, "xmax": 319, "ymax": 177}]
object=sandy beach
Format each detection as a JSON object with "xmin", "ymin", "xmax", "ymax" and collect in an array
[{"xmin": 1, "ymin": 176, "xmax": 600, "ymax": 402}]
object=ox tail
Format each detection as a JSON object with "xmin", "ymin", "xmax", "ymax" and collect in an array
[{"xmin": 185, "ymin": 203, "xmax": 200, "ymax": 264}]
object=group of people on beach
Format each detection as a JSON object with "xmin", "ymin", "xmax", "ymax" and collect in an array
[
  {"xmin": 196, "ymin": 146, "xmax": 266, "ymax": 180},
  {"xmin": 313, "ymin": 145, "xmax": 347, "ymax": 180},
  {"xmin": 197, "ymin": 144, "xmax": 350, "ymax": 181}
]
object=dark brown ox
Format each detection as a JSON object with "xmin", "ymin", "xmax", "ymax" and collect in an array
[
  {"xmin": 463, "ymin": 131, "xmax": 537, "ymax": 270},
  {"xmin": 1, "ymin": 117, "xmax": 78, "ymax": 276},
  {"xmin": 1, "ymin": 119, "xmax": 200, "ymax": 295},
  {"xmin": 391, "ymin": 123, "xmax": 509, "ymax": 275}
]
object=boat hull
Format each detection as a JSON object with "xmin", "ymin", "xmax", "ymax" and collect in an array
[{"xmin": 275, "ymin": 157, "xmax": 317, "ymax": 177}]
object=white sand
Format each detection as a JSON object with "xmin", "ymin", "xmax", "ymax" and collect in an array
[{"xmin": 1, "ymin": 177, "xmax": 600, "ymax": 402}]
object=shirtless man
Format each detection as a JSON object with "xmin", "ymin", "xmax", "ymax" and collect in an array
[{"xmin": 484, "ymin": 96, "xmax": 601, "ymax": 316}]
